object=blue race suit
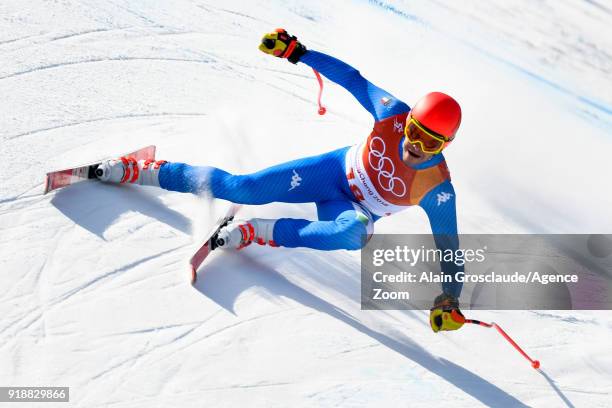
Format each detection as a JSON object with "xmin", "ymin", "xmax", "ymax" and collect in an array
[{"xmin": 158, "ymin": 50, "xmax": 463, "ymax": 297}]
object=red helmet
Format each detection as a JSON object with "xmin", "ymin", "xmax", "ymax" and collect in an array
[{"xmin": 410, "ymin": 92, "xmax": 462, "ymax": 141}]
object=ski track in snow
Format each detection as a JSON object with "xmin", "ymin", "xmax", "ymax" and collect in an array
[
  {"xmin": 0, "ymin": 27, "xmax": 129, "ymax": 49},
  {"xmin": 0, "ymin": 56, "xmax": 218, "ymax": 82},
  {"xmin": 45, "ymin": 246, "xmax": 184, "ymax": 309},
  {"xmin": 6, "ymin": 112, "xmax": 209, "ymax": 141},
  {"xmin": 1, "ymin": 1, "xmax": 611, "ymax": 407}
]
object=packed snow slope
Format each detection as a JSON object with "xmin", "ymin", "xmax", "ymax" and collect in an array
[{"xmin": 1, "ymin": 1, "xmax": 612, "ymax": 407}]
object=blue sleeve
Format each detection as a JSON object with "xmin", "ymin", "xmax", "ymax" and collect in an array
[
  {"xmin": 300, "ymin": 50, "xmax": 410, "ymax": 121},
  {"xmin": 419, "ymin": 180, "xmax": 463, "ymax": 298}
]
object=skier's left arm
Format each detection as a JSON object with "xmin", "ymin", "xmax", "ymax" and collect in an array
[
  {"xmin": 299, "ymin": 51, "xmax": 409, "ymax": 121},
  {"xmin": 419, "ymin": 180, "xmax": 463, "ymax": 299},
  {"xmin": 419, "ymin": 180, "xmax": 468, "ymax": 333},
  {"xmin": 258, "ymin": 29, "xmax": 409, "ymax": 121}
]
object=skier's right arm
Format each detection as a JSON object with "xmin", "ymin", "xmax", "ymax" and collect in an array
[{"xmin": 259, "ymin": 29, "xmax": 409, "ymax": 121}]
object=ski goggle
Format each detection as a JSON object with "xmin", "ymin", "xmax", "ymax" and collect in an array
[{"xmin": 404, "ymin": 116, "xmax": 452, "ymax": 154}]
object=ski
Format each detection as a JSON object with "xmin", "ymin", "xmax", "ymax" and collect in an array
[
  {"xmin": 44, "ymin": 145, "xmax": 156, "ymax": 194},
  {"xmin": 190, "ymin": 204, "xmax": 242, "ymax": 285}
]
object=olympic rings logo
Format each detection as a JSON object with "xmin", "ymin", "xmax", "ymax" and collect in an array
[{"xmin": 367, "ymin": 136, "xmax": 407, "ymax": 197}]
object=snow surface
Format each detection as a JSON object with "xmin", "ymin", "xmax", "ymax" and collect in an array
[{"xmin": 1, "ymin": 0, "xmax": 611, "ymax": 407}]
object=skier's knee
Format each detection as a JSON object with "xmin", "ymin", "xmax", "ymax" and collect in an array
[{"xmin": 335, "ymin": 214, "xmax": 373, "ymax": 250}]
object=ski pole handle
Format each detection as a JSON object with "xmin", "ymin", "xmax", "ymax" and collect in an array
[{"xmin": 465, "ymin": 319, "xmax": 541, "ymax": 369}]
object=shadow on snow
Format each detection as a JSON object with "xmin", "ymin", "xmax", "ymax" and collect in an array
[
  {"xmin": 194, "ymin": 249, "xmax": 532, "ymax": 408},
  {"xmin": 50, "ymin": 181, "xmax": 192, "ymax": 238}
]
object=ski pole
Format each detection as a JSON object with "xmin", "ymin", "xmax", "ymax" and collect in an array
[
  {"xmin": 465, "ymin": 319, "xmax": 540, "ymax": 369},
  {"xmin": 312, "ymin": 68, "xmax": 327, "ymax": 115}
]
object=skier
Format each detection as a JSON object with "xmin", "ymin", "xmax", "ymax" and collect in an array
[{"xmin": 96, "ymin": 29, "xmax": 465, "ymax": 333}]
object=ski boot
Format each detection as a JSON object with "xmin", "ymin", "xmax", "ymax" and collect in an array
[
  {"xmin": 215, "ymin": 219, "xmax": 278, "ymax": 250},
  {"xmin": 95, "ymin": 157, "xmax": 167, "ymax": 186}
]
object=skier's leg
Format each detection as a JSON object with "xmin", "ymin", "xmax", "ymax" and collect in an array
[
  {"xmin": 159, "ymin": 146, "xmax": 351, "ymax": 204},
  {"xmin": 218, "ymin": 200, "xmax": 375, "ymax": 251},
  {"xmin": 273, "ymin": 200, "xmax": 375, "ymax": 250}
]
